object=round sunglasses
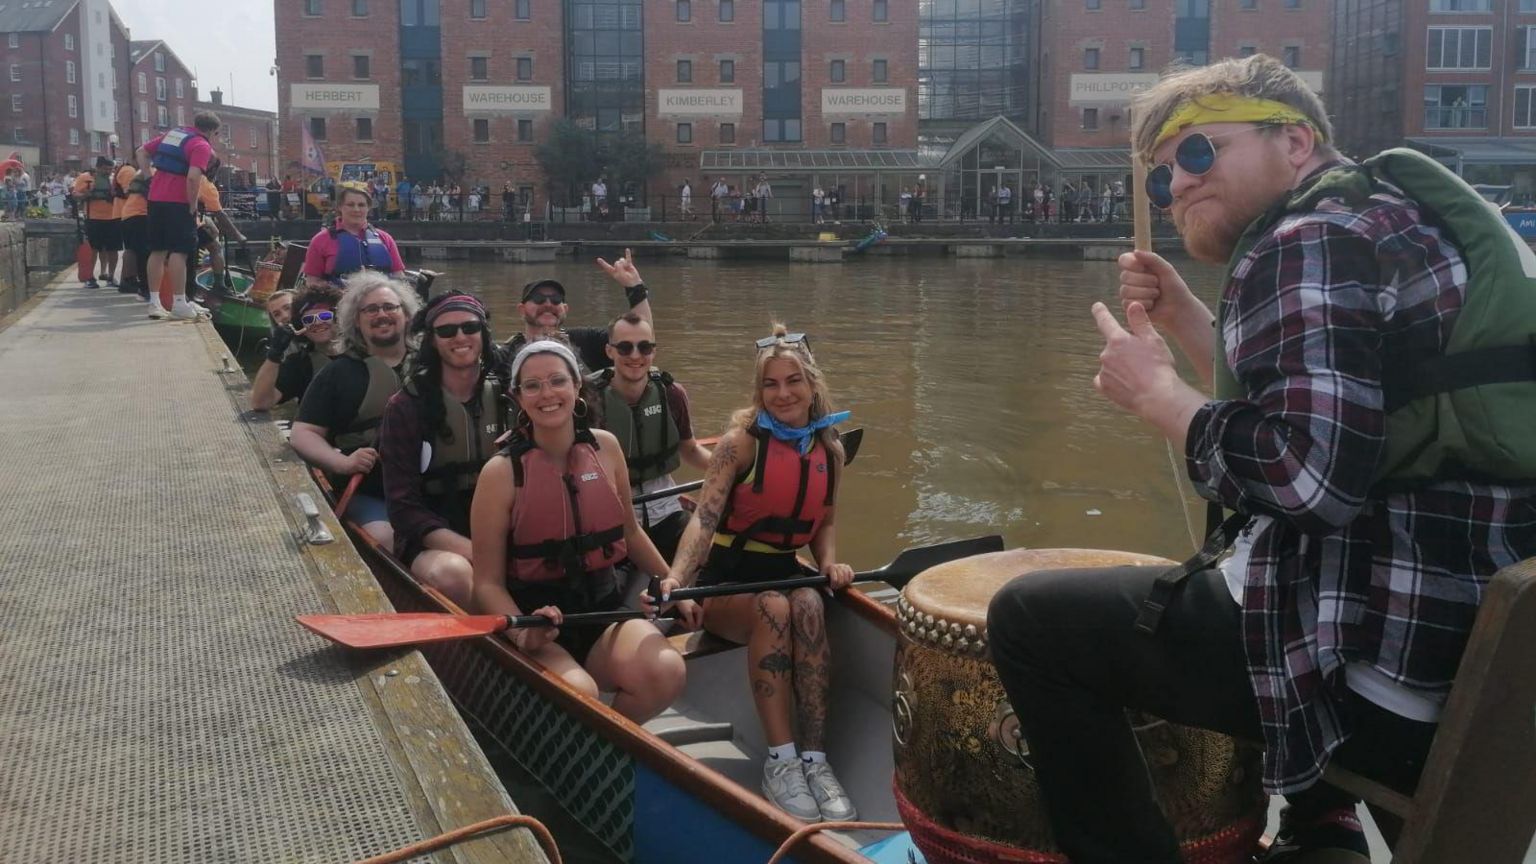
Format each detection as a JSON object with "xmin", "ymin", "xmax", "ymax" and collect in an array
[
  {"xmin": 1145, "ymin": 125, "xmax": 1277, "ymax": 210},
  {"xmin": 432, "ymin": 320, "xmax": 485, "ymax": 338}
]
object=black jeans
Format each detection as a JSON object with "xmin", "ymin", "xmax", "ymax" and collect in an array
[{"xmin": 987, "ymin": 565, "xmax": 1437, "ymax": 863}]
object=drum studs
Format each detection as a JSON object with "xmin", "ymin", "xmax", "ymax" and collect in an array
[
  {"xmin": 922, "ymin": 613, "xmax": 935, "ymax": 627},
  {"xmin": 956, "ymin": 637, "xmax": 969, "ymax": 652},
  {"xmin": 948, "ymin": 622, "xmax": 962, "ymax": 638},
  {"xmin": 941, "ymin": 634, "xmax": 954, "ymax": 649},
  {"xmin": 963, "ymin": 624, "xmax": 978, "ymax": 640}
]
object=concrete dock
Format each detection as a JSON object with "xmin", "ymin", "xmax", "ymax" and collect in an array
[{"xmin": 0, "ymin": 273, "xmax": 546, "ymax": 864}]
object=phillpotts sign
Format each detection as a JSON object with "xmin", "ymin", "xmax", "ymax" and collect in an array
[
  {"xmin": 462, "ymin": 86, "xmax": 553, "ymax": 112},
  {"xmin": 821, "ymin": 88, "xmax": 907, "ymax": 115},
  {"xmin": 290, "ymin": 83, "xmax": 380, "ymax": 111},
  {"xmin": 1068, "ymin": 74, "xmax": 1158, "ymax": 105},
  {"xmin": 657, "ymin": 89, "xmax": 743, "ymax": 116}
]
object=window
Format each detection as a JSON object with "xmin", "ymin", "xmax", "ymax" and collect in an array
[
  {"xmin": 1283, "ymin": 46, "xmax": 1300, "ymax": 67},
  {"xmin": 138, "ymin": 101, "xmax": 147, "ymax": 122},
  {"xmin": 71, "ymin": 129, "xmax": 80, "ymax": 146},
  {"xmin": 1130, "ymin": 0, "xmax": 1145, "ymax": 8},
  {"xmin": 874, "ymin": 0, "xmax": 887, "ymax": 20},
  {"xmin": 154, "ymin": 52, "xmax": 165, "ymax": 72},
  {"xmin": 305, "ymin": 0, "xmax": 322, "ymax": 14},
  {"xmin": 1524, "ymin": 0, "xmax": 1536, "ymax": 10},
  {"xmin": 1239, "ymin": 44, "xmax": 1257, "ymax": 57},
  {"xmin": 9, "ymin": 95, "xmax": 19, "ymax": 113},
  {"xmin": 720, "ymin": 0, "xmax": 734, "ymax": 21},
  {"xmin": 720, "ymin": 59, "xmax": 735, "ymax": 82},
  {"xmin": 356, "ymin": 117, "xmax": 374, "ymax": 140},
  {"xmin": 1087, "ymin": 0, "xmax": 1101, "ymax": 9},
  {"xmin": 720, "ymin": 122, "xmax": 735, "ymax": 143},
  {"xmin": 68, "ymin": 94, "xmax": 78, "ymax": 117},
  {"xmin": 250, "ymin": 127, "xmax": 258, "ymax": 147},
  {"xmin": 176, "ymin": 106, "xmax": 185, "ymax": 125},
  {"xmin": 873, "ymin": 121, "xmax": 887, "ymax": 143},
  {"xmin": 677, "ymin": 122, "xmax": 693, "ymax": 143},
  {"xmin": 830, "ymin": 59, "xmax": 846, "ymax": 82},
  {"xmin": 66, "ymin": 61, "xmax": 76, "ymax": 84},
  {"xmin": 306, "ymin": 54, "xmax": 324, "ymax": 78},
  {"xmin": 310, "ymin": 116, "xmax": 327, "ymax": 140},
  {"xmin": 873, "ymin": 59, "xmax": 888, "ymax": 82},
  {"xmin": 472, "ymin": 118, "xmax": 490, "ymax": 142},
  {"xmin": 1130, "ymin": 46, "xmax": 1145, "ymax": 69},
  {"xmin": 156, "ymin": 77, "xmax": 167, "ymax": 100},
  {"xmin": 677, "ymin": 0, "xmax": 691, "ymax": 21},
  {"xmin": 353, "ymin": 54, "xmax": 370, "ymax": 78},
  {"xmin": 352, "ymin": 0, "xmax": 368, "ymax": 14},
  {"xmin": 7, "ymin": 65, "xmax": 17, "ymax": 82},
  {"xmin": 763, "ymin": 118, "xmax": 802, "ymax": 141},
  {"xmin": 91, "ymin": 131, "xmax": 101, "ymax": 152},
  {"xmin": 1522, "ymin": 27, "xmax": 1536, "ymax": 68},
  {"xmin": 6, "ymin": 34, "xmax": 16, "ymax": 48},
  {"xmin": 1430, "ymin": 0, "xmax": 1490, "ymax": 9},
  {"xmin": 678, "ymin": 59, "xmax": 692, "ymax": 82},
  {"xmin": 831, "ymin": 0, "xmax": 846, "ymax": 20},
  {"xmin": 1083, "ymin": 107, "xmax": 1099, "ymax": 129},
  {"xmin": 175, "ymin": 78, "xmax": 184, "ymax": 98},
  {"xmin": 64, "ymin": 34, "xmax": 74, "ymax": 51},
  {"xmin": 1241, "ymin": 0, "xmax": 1256, "ymax": 8},
  {"xmin": 830, "ymin": 121, "xmax": 846, "ymax": 143},
  {"xmin": 518, "ymin": 118, "xmax": 533, "ymax": 141},
  {"xmin": 1285, "ymin": 0, "xmax": 1300, "ymax": 6},
  {"xmin": 471, "ymin": 0, "xmax": 486, "ymax": 17},
  {"xmin": 157, "ymin": 105, "xmax": 169, "ymax": 126},
  {"xmin": 1427, "ymin": 28, "xmax": 1492, "ymax": 69},
  {"xmin": 138, "ymin": 72, "xmax": 146, "ymax": 93},
  {"xmin": 516, "ymin": 0, "xmax": 531, "ymax": 18},
  {"xmin": 470, "ymin": 56, "xmax": 488, "ymax": 80},
  {"xmin": 516, "ymin": 57, "xmax": 533, "ymax": 80},
  {"xmin": 1424, "ymin": 84, "xmax": 1488, "ymax": 127},
  {"xmin": 1084, "ymin": 47, "xmax": 1100, "ymax": 69},
  {"xmin": 1516, "ymin": 86, "xmax": 1536, "ymax": 127}
]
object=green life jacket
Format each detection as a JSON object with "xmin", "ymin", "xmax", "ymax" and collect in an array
[
  {"xmin": 87, "ymin": 167, "xmax": 115, "ymax": 203},
  {"xmin": 590, "ymin": 367, "xmax": 681, "ymax": 484},
  {"xmin": 406, "ymin": 375, "xmax": 505, "ymax": 536},
  {"xmin": 331, "ymin": 353, "xmax": 404, "ymax": 452},
  {"xmin": 1215, "ymin": 147, "xmax": 1536, "ymax": 486}
]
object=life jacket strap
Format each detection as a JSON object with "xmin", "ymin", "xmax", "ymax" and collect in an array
[
  {"xmin": 1381, "ymin": 339, "xmax": 1536, "ymax": 413},
  {"xmin": 1134, "ymin": 510, "xmax": 1252, "ymax": 636}
]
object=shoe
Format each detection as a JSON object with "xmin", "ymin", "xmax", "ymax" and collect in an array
[
  {"xmin": 1261, "ymin": 805, "xmax": 1371, "ymax": 863},
  {"xmin": 84, "ymin": 279, "xmax": 100, "ymax": 289},
  {"xmin": 169, "ymin": 299, "xmax": 200, "ymax": 321},
  {"xmin": 190, "ymin": 300, "xmax": 211, "ymax": 317},
  {"xmin": 802, "ymin": 760, "xmax": 857, "ymax": 821},
  {"xmin": 147, "ymin": 303, "xmax": 169, "ymax": 320},
  {"xmin": 116, "ymin": 281, "xmax": 139, "ymax": 295},
  {"xmin": 762, "ymin": 757, "xmax": 821, "ymax": 822},
  {"xmin": 105, "ymin": 277, "xmax": 118, "ymax": 288}
]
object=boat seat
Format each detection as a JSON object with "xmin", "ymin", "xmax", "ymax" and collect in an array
[
  {"xmin": 653, "ymin": 721, "xmax": 736, "ymax": 747},
  {"xmin": 1319, "ymin": 557, "xmax": 1536, "ymax": 863},
  {"xmin": 668, "ymin": 629, "xmax": 741, "ymax": 662}
]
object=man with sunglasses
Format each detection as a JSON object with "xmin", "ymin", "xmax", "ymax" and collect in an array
[
  {"xmin": 250, "ymin": 286, "xmax": 342, "ymax": 411},
  {"xmin": 589, "ymin": 312, "xmax": 712, "ymax": 563},
  {"xmin": 988, "ymin": 54, "xmax": 1536, "ymax": 864},
  {"xmin": 501, "ymin": 247, "xmax": 654, "ymax": 376}
]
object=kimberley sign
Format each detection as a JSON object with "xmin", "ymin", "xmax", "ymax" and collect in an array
[
  {"xmin": 821, "ymin": 89, "xmax": 907, "ymax": 115},
  {"xmin": 657, "ymin": 89, "xmax": 743, "ymax": 117},
  {"xmin": 290, "ymin": 84, "xmax": 380, "ymax": 111}
]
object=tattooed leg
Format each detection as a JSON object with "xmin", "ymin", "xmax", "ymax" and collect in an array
[
  {"xmin": 789, "ymin": 587, "xmax": 830, "ymax": 751},
  {"xmin": 748, "ymin": 591, "xmax": 795, "ymax": 746}
]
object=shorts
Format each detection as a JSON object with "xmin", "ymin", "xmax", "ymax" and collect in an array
[
  {"xmin": 696, "ymin": 546, "xmax": 803, "ymax": 587},
  {"xmin": 344, "ymin": 493, "xmax": 389, "ymax": 527},
  {"xmin": 641, "ymin": 510, "xmax": 690, "ymax": 565},
  {"xmin": 147, "ymin": 200, "xmax": 198, "ymax": 256},
  {"xmin": 85, "ymin": 218, "xmax": 121, "ymax": 252},
  {"xmin": 120, "ymin": 216, "xmax": 149, "ymax": 257},
  {"xmin": 508, "ymin": 570, "xmax": 623, "ymax": 666}
]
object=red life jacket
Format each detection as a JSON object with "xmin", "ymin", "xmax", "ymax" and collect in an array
[
  {"xmin": 717, "ymin": 428, "xmax": 836, "ymax": 552},
  {"xmin": 506, "ymin": 429, "xmax": 628, "ymax": 585}
]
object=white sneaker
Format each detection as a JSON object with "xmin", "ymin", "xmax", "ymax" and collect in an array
[
  {"xmin": 802, "ymin": 761, "xmax": 857, "ymax": 821},
  {"xmin": 762, "ymin": 757, "xmax": 821, "ymax": 822},
  {"xmin": 169, "ymin": 299, "xmax": 200, "ymax": 321},
  {"xmin": 147, "ymin": 301, "xmax": 169, "ymax": 320}
]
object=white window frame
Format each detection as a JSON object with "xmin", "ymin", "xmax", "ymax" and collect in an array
[
  {"xmin": 64, "ymin": 34, "xmax": 74, "ymax": 51},
  {"xmin": 70, "ymin": 128, "xmax": 80, "ymax": 145},
  {"xmin": 1430, "ymin": 0, "xmax": 1490, "ymax": 10},
  {"xmin": 10, "ymin": 94, "xmax": 20, "ymax": 113},
  {"xmin": 156, "ymin": 77, "xmax": 167, "ymax": 101},
  {"xmin": 138, "ymin": 72, "xmax": 146, "ymax": 93},
  {"xmin": 250, "ymin": 127, "xmax": 258, "ymax": 147},
  {"xmin": 66, "ymin": 60, "xmax": 76, "ymax": 84},
  {"xmin": 138, "ymin": 100, "xmax": 148, "ymax": 123},
  {"xmin": 1522, "ymin": 27, "xmax": 1536, "ymax": 70},
  {"xmin": 154, "ymin": 52, "xmax": 165, "ymax": 73},
  {"xmin": 68, "ymin": 94, "xmax": 78, "ymax": 118},
  {"xmin": 1515, "ymin": 85, "xmax": 1536, "ymax": 127},
  {"xmin": 176, "ymin": 106, "xmax": 185, "ymax": 126},
  {"xmin": 8, "ymin": 65, "xmax": 18, "ymax": 83},
  {"xmin": 157, "ymin": 105, "xmax": 169, "ymax": 127},
  {"xmin": 7, "ymin": 34, "xmax": 17, "ymax": 49},
  {"xmin": 175, "ymin": 78, "xmax": 184, "ymax": 99},
  {"xmin": 1427, "ymin": 27, "xmax": 1493, "ymax": 70}
]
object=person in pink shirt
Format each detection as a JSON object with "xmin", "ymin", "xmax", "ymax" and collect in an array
[
  {"xmin": 303, "ymin": 183, "xmax": 406, "ymax": 290},
  {"xmin": 134, "ymin": 111, "xmax": 221, "ymax": 320}
]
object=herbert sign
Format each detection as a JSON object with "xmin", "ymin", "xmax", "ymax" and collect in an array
[
  {"xmin": 463, "ymin": 85, "xmax": 553, "ymax": 112},
  {"xmin": 821, "ymin": 88, "xmax": 907, "ymax": 116},
  {"xmin": 1068, "ymin": 74, "xmax": 1159, "ymax": 105},
  {"xmin": 289, "ymin": 83, "xmax": 380, "ymax": 111},
  {"xmin": 657, "ymin": 89, "xmax": 743, "ymax": 117}
]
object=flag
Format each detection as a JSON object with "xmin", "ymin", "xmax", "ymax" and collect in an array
[{"xmin": 300, "ymin": 122, "xmax": 326, "ymax": 175}]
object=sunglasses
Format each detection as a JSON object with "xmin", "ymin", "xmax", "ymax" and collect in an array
[
  {"xmin": 526, "ymin": 292, "xmax": 564, "ymax": 306},
  {"xmin": 610, "ymin": 340, "xmax": 656, "ymax": 356},
  {"xmin": 755, "ymin": 332, "xmax": 810, "ymax": 350},
  {"xmin": 432, "ymin": 320, "xmax": 485, "ymax": 338},
  {"xmin": 515, "ymin": 374, "xmax": 572, "ymax": 395},
  {"xmin": 360, "ymin": 302, "xmax": 402, "ymax": 316},
  {"xmin": 1145, "ymin": 126, "xmax": 1276, "ymax": 210},
  {"xmin": 300, "ymin": 310, "xmax": 335, "ymax": 326}
]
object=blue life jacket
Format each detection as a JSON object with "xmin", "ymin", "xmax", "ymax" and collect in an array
[
  {"xmin": 326, "ymin": 224, "xmax": 393, "ymax": 282},
  {"xmin": 149, "ymin": 127, "xmax": 208, "ymax": 176}
]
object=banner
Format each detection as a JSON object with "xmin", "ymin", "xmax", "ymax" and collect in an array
[{"xmin": 300, "ymin": 122, "xmax": 326, "ymax": 175}]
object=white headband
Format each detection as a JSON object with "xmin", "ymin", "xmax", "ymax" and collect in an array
[{"xmin": 509, "ymin": 339, "xmax": 580, "ymax": 385}]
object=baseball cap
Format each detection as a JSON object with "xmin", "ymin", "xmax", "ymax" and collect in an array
[{"xmin": 521, "ymin": 279, "xmax": 566, "ymax": 303}]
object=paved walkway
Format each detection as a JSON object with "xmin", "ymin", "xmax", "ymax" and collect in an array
[{"xmin": 0, "ymin": 274, "xmax": 542, "ymax": 863}]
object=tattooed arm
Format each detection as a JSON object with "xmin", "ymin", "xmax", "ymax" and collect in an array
[
  {"xmin": 810, "ymin": 441, "xmax": 855, "ymax": 590},
  {"xmin": 665, "ymin": 426, "xmax": 751, "ymax": 589}
]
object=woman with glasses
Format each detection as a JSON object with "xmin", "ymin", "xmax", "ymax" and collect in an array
[
  {"xmin": 251, "ymin": 286, "xmax": 343, "ymax": 411},
  {"xmin": 655, "ymin": 325, "xmax": 857, "ymax": 824},
  {"xmin": 470, "ymin": 340, "xmax": 691, "ymax": 722},
  {"xmin": 302, "ymin": 182, "xmax": 405, "ymax": 289},
  {"xmin": 375, "ymin": 293, "xmax": 502, "ymax": 607}
]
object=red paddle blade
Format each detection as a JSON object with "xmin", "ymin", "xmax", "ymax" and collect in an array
[{"xmin": 296, "ymin": 613, "xmax": 507, "ymax": 649}]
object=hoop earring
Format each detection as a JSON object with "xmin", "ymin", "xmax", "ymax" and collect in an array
[{"xmin": 573, "ymin": 397, "xmax": 590, "ymax": 420}]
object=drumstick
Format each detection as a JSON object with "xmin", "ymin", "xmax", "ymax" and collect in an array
[{"xmin": 1133, "ymin": 155, "xmax": 1151, "ymax": 253}]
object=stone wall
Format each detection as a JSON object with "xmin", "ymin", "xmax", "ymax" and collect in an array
[{"xmin": 0, "ymin": 223, "xmax": 32, "ymax": 316}]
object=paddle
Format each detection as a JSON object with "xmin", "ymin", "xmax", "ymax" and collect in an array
[
  {"xmin": 334, "ymin": 474, "xmax": 363, "ymax": 518},
  {"xmin": 295, "ymin": 534, "xmax": 1003, "ymax": 649},
  {"xmin": 632, "ymin": 427, "xmax": 864, "ymax": 506}
]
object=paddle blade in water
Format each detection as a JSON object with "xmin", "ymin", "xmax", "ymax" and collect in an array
[{"xmin": 296, "ymin": 613, "xmax": 508, "ymax": 649}]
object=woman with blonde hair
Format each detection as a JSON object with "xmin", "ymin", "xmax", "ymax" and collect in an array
[{"xmin": 657, "ymin": 325, "xmax": 855, "ymax": 824}]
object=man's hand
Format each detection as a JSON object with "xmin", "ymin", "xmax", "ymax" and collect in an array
[
  {"xmin": 342, "ymin": 447, "xmax": 379, "ymax": 475},
  {"xmin": 1118, "ymin": 250, "xmax": 1199, "ymax": 329},
  {"xmin": 595, "ymin": 247, "xmax": 643, "ymax": 288},
  {"xmin": 1092, "ymin": 301, "xmax": 1183, "ymax": 416}
]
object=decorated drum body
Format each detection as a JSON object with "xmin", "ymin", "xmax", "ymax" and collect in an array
[{"xmin": 892, "ymin": 548, "xmax": 1266, "ymax": 864}]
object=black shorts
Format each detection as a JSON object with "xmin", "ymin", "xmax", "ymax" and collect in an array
[
  {"xmin": 85, "ymin": 218, "xmax": 121, "ymax": 252},
  {"xmin": 696, "ymin": 546, "xmax": 802, "ymax": 587},
  {"xmin": 507, "ymin": 571, "xmax": 624, "ymax": 666},
  {"xmin": 147, "ymin": 200, "xmax": 198, "ymax": 255},
  {"xmin": 120, "ymin": 216, "xmax": 149, "ymax": 256},
  {"xmin": 641, "ymin": 510, "xmax": 690, "ymax": 565}
]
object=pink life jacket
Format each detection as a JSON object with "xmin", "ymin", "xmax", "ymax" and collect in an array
[
  {"xmin": 717, "ymin": 428, "xmax": 836, "ymax": 552},
  {"xmin": 506, "ymin": 428, "xmax": 628, "ymax": 585}
]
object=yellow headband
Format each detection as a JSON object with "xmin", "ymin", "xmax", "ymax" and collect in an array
[{"xmin": 1153, "ymin": 93, "xmax": 1322, "ymax": 150}]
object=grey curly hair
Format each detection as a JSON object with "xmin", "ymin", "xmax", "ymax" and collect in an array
[{"xmin": 334, "ymin": 271, "xmax": 421, "ymax": 355}]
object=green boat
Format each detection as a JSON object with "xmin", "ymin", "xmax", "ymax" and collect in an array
[{"xmin": 194, "ymin": 267, "xmax": 270, "ymax": 340}]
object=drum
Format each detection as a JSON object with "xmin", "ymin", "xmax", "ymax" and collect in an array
[{"xmin": 892, "ymin": 548, "xmax": 1266, "ymax": 864}]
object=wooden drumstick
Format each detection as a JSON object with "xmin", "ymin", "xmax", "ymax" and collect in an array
[{"xmin": 1133, "ymin": 155, "xmax": 1152, "ymax": 254}]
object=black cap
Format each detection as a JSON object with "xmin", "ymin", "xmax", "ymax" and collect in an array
[{"xmin": 521, "ymin": 278, "xmax": 566, "ymax": 302}]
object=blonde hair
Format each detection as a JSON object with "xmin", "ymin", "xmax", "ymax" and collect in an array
[
  {"xmin": 730, "ymin": 323, "xmax": 842, "ymax": 460},
  {"xmin": 1129, "ymin": 54, "xmax": 1335, "ymax": 167}
]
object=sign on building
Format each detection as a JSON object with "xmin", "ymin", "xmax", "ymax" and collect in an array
[
  {"xmin": 657, "ymin": 89, "xmax": 744, "ymax": 117},
  {"xmin": 1068, "ymin": 74, "xmax": 1160, "ymax": 105},
  {"xmin": 289, "ymin": 84, "xmax": 380, "ymax": 111},
  {"xmin": 820, "ymin": 88, "xmax": 907, "ymax": 116},
  {"xmin": 462, "ymin": 86, "xmax": 553, "ymax": 112}
]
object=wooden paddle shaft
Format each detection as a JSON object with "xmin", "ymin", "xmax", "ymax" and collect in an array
[{"xmin": 1133, "ymin": 156, "xmax": 1152, "ymax": 253}]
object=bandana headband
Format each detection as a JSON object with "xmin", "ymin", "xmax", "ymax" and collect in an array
[
  {"xmin": 425, "ymin": 294, "xmax": 487, "ymax": 326},
  {"xmin": 1153, "ymin": 93, "xmax": 1322, "ymax": 151}
]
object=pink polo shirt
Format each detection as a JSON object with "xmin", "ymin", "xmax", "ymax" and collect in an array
[
  {"xmin": 302, "ymin": 224, "xmax": 406, "ymax": 280},
  {"xmin": 143, "ymin": 128, "xmax": 214, "ymax": 204}
]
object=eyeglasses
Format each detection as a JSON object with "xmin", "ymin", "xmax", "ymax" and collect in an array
[
  {"xmin": 1145, "ymin": 126, "xmax": 1276, "ymax": 210},
  {"xmin": 755, "ymin": 332, "xmax": 810, "ymax": 350},
  {"xmin": 515, "ymin": 374, "xmax": 573, "ymax": 395},
  {"xmin": 432, "ymin": 320, "xmax": 485, "ymax": 338},
  {"xmin": 526, "ymin": 292, "xmax": 564, "ymax": 306},
  {"xmin": 300, "ymin": 310, "xmax": 335, "ymax": 326},
  {"xmin": 610, "ymin": 340, "xmax": 656, "ymax": 356},
  {"xmin": 360, "ymin": 302, "xmax": 402, "ymax": 316}
]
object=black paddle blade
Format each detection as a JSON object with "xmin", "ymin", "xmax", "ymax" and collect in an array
[
  {"xmin": 875, "ymin": 535, "xmax": 1005, "ymax": 589},
  {"xmin": 840, "ymin": 427, "xmax": 864, "ymax": 465}
]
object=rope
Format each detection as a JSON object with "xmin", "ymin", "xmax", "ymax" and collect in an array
[
  {"xmin": 766, "ymin": 820, "xmax": 906, "ymax": 864},
  {"xmin": 356, "ymin": 814, "xmax": 562, "ymax": 864},
  {"xmin": 1164, "ymin": 438, "xmax": 1200, "ymax": 550}
]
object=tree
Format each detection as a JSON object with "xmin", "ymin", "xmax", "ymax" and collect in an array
[
  {"xmin": 535, "ymin": 119, "xmax": 599, "ymax": 205},
  {"xmin": 535, "ymin": 119, "xmax": 666, "ymax": 205},
  {"xmin": 439, "ymin": 149, "xmax": 468, "ymax": 184}
]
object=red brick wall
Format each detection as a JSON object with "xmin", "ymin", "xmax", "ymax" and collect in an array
[
  {"xmin": 203, "ymin": 102, "xmax": 278, "ymax": 181},
  {"xmin": 0, "ymin": 6, "xmax": 130, "ymax": 170},
  {"xmin": 130, "ymin": 46, "xmax": 199, "ymax": 156},
  {"xmin": 801, "ymin": 0, "xmax": 918, "ymax": 150}
]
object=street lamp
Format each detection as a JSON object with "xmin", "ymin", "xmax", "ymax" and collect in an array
[{"xmin": 108, "ymin": 133, "xmax": 119, "ymax": 161}]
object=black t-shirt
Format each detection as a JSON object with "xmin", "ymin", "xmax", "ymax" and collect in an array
[
  {"xmin": 502, "ymin": 327, "xmax": 611, "ymax": 377},
  {"xmin": 274, "ymin": 345, "xmax": 327, "ymax": 405},
  {"xmin": 297, "ymin": 353, "xmax": 404, "ymax": 496}
]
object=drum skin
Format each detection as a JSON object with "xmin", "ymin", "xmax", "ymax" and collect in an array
[{"xmin": 892, "ymin": 548, "xmax": 1266, "ymax": 863}]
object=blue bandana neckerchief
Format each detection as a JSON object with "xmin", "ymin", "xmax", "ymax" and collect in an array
[{"xmin": 755, "ymin": 409, "xmax": 852, "ymax": 456}]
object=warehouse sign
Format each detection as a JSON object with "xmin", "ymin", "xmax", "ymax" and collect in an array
[
  {"xmin": 463, "ymin": 85, "xmax": 553, "ymax": 112},
  {"xmin": 289, "ymin": 83, "xmax": 380, "ymax": 111},
  {"xmin": 1068, "ymin": 74, "xmax": 1159, "ymax": 104},
  {"xmin": 657, "ymin": 89, "xmax": 743, "ymax": 116},
  {"xmin": 821, "ymin": 88, "xmax": 907, "ymax": 115}
]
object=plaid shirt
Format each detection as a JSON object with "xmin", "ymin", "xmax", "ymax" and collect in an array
[{"xmin": 1185, "ymin": 167, "xmax": 1536, "ymax": 794}]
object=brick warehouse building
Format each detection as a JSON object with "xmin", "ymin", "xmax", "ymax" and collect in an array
[
  {"xmin": 199, "ymin": 90, "xmax": 280, "ymax": 186},
  {"xmin": 275, "ymin": 0, "xmax": 918, "ymax": 216},
  {"xmin": 128, "ymin": 40, "xmax": 197, "ymax": 151}
]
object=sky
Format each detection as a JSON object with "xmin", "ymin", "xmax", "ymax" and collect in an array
[{"xmin": 117, "ymin": 0, "xmax": 278, "ymax": 112}]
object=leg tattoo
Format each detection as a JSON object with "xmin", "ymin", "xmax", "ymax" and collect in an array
[{"xmin": 790, "ymin": 589, "xmax": 830, "ymax": 751}]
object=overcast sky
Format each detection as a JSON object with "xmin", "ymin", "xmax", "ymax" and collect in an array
[{"xmin": 118, "ymin": 0, "xmax": 278, "ymax": 112}]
